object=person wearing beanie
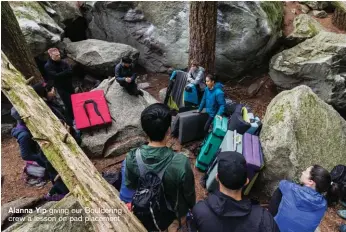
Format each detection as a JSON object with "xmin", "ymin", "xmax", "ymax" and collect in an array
[
  {"xmin": 114, "ymin": 56, "xmax": 143, "ymax": 97},
  {"xmin": 192, "ymin": 152, "xmax": 279, "ymax": 232},
  {"xmin": 44, "ymin": 48, "xmax": 74, "ymax": 121}
]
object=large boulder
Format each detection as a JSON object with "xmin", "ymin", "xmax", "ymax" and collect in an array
[
  {"xmin": 81, "ymin": 79, "xmax": 157, "ymax": 157},
  {"xmin": 3, "ymin": 196, "xmax": 93, "ymax": 232},
  {"xmin": 65, "ymin": 39, "xmax": 139, "ymax": 77},
  {"xmin": 85, "ymin": 1, "xmax": 283, "ymax": 79},
  {"xmin": 300, "ymin": 1, "xmax": 329, "ymax": 10},
  {"xmin": 286, "ymin": 14, "xmax": 323, "ymax": 46},
  {"xmin": 10, "ymin": 2, "xmax": 64, "ymax": 57},
  {"xmin": 269, "ymin": 31, "xmax": 346, "ymax": 112},
  {"xmin": 39, "ymin": 1, "xmax": 82, "ymax": 29},
  {"xmin": 260, "ymin": 85, "xmax": 346, "ymax": 196}
]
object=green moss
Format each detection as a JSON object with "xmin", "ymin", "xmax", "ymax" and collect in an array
[
  {"xmin": 331, "ymin": 1, "xmax": 346, "ymax": 11},
  {"xmin": 260, "ymin": 1, "xmax": 284, "ymax": 31},
  {"xmin": 10, "ymin": 1, "xmax": 47, "ymax": 21},
  {"xmin": 308, "ymin": 23, "xmax": 319, "ymax": 36}
]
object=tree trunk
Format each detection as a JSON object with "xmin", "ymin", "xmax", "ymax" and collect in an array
[
  {"xmin": 1, "ymin": 2, "xmax": 43, "ymax": 83},
  {"xmin": 189, "ymin": 2, "xmax": 217, "ymax": 74},
  {"xmin": 1, "ymin": 52, "xmax": 146, "ymax": 232},
  {"xmin": 332, "ymin": 4, "xmax": 346, "ymax": 31}
]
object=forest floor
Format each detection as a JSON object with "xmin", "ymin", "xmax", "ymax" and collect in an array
[{"xmin": 2, "ymin": 1, "xmax": 346, "ymax": 231}]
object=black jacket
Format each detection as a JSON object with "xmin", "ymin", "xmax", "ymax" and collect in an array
[
  {"xmin": 114, "ymin": 63, "xmax": 136, "ymax": 82},
  {"xmin": 44, "ymin": 59, "xmax": 74, "ymax": 93},
  {"xmin": 192, "ymin": 191, "xmax": 280, "ymax": 232}
]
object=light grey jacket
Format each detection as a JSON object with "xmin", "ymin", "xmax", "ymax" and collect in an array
[{"xmin": 187, "ymin": 66, "xmax": 206, "ymax": 90}]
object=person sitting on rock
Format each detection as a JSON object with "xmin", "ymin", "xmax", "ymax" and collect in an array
[
  {"xmin": 115, "ymin": 56, "xmax": 143, "ymax": 96},
  {"xmin": 192, "ymin": 151, "xmax": 279, "ymax": 232},
  {"xmin": 196, "ymin": 74, "xmax": 226, "ymax": 135},
  {"xmin": 125, "ymin": 103, "xmax": 195, "ymax": 231},
  {"xmin": 10, "ymin": 107, "xmax": 69, "ymax": 201},
  {"xmin": 44, "ymin": 48, "xmax": 75, "ymax": 121},
  {"xmin": 268, "ymin": 165, "xmax": 342, "ymax": 232}
]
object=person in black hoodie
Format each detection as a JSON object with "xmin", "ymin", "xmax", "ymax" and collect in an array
[
  {"xmin": 192, "ymin": 151, "xmax": 279, "ymax": 232},
  {"xmin": 115, "ymin": 57, "xmax": 143, "ymax": 96},
  {"xmin": 44, "ymin": 48, "xmax": 74, "ymax": 121}
]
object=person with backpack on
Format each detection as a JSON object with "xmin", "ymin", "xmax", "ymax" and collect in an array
[
  {"xmin": 192, "ymin": 151, "xmax": 279, "ymax": 232},
  {"xmin": 115, "ymin": 56, "xmax": 143, "ymax": 97},
  {"xmin": 269, "ymin": 165, "xmax": 342, "ymax": 232},
  {"xmin": 196, "ymin": 74, "xmax": 226, "ymax": 135},
  {"xmin": 125, "ymin": 103, "xmax": 196, "ymax": 231},
  {"xmin": 44, "ymin": 48, "xmax": 75, "ymax": 121}
]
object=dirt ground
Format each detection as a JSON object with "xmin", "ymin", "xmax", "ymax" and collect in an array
[{"xmin": 283, "ymin": 1, "xmax": 346, "ymax": 36}]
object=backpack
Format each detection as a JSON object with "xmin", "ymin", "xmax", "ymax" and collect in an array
[
  {"xmin": 330, "ymin": 165, "xmax": 346, "ymax": 201},
  {"xmin": 131, "ymin": 149, "xmax": 177, "ymax": 231}
]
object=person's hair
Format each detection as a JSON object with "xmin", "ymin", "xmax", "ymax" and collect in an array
[
  {"xmin": 206, "ymin": 74, "xmax": 217, "ymax": 82},
  {"xmin": 122, "ymin": 57, "xmax": 132, "ymax": 64},
  {"xmin": 310, "ymin": 165, "xmax": 340, "ymax": 205},
  {"xmin": 141, "ymin": 103, "xmax": 172, "ymax": 142},
  {"xmin": 32, "ymin": 81, "xmax": 54, "ymax": 99},
  {"xmin": 190, "ymin": 60, "xmax": 198, "ymax": 67}
]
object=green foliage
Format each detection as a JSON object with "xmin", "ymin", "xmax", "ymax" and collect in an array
[{"xmin": 260, "ymin": 1, "xmax": 284, "ymax": 31}]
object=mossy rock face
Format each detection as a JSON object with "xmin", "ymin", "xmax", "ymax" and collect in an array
[
  {"xmin": 286, "ymin": 14, "xmax": 324, "ymax": 46},
  {"xmin": 260, "ymin": 85, "xmax": 346, "ymax": 196},
  {"xmin": 9, "ymin": 1, "xmax": 63, "ymax": 57},
  {"xmin": 3, "ymin": 196, "xmax": 94, "ymax": 232},
  {"xmin": 269, "ymin": 31, "xmax": 346, "ymax": 112}
]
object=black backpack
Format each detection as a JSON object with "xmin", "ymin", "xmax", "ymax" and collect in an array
[
  {"xmin": 132, "ymin": 149, "xmax": 177, "ymax": 231},
  {"xmin": 330, "ymin": 165, "xmax": 346, "ymax": 202}
]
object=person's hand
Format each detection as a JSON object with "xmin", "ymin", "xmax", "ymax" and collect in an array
[
  {"xmin": 193, "ymin": 110, "xmax": 201, "ymax": 114},
  {"xmin": 216, "ymin": 115, "xmax": 222, "ymax": 120},
  {"xmin": 125, "ymin": 77, "xmax": 131, "ymax": 83}
]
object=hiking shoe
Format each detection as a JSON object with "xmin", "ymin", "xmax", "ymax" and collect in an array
[
  {"xmin": 337, "ymin": 210, "xmax": 346, "ymax": 220},
  {"xmin": 35, "ymin": 180, "xmax": 47, "ymax": 188},
  {"xmin": 26, "ymin": 178, "xmax": 41, "ymax": 186},
  {"xmin": 137, "ymin": 89, "xmax": 144, "ymax": 97},
  {"xmin": 44, "ymin": 193, "xmax": 66, "ymax": 201}
]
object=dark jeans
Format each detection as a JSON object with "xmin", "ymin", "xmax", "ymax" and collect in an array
[
  {"xmin": 204, "ymin": 116, "xmax": 213, "ymax": 135},
  {"xmin": 117, "ymin": 79, "xmax": 140, "ymax": 96},
  {"xmin": 38, "ymin": 152, "xmax": 69, "ymax": 195},
  {"xmin": 57, "ymin": 89, "xmax": 74, "ymax": 121}
]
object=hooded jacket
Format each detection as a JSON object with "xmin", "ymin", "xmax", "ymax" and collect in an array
[
  {"xmin": 198, "ymin": 82, "xmax": 226, "ymax": 118},
  {"xmin": 125, "ymin": 145, "xmax": 196, "ymax": 219},
  {"xmin": 187, "ymin": 66, "xmax": 206, "ymax": 90},
  {"xmin": 192, "ymin": 190, "xmax": 279, "ymax": 232},
  {"xmin": 44, "ymin": 59, "xmax": 74, "ymax": 93},
  {"xmin": 274, "ymin": 180, "xmax": 327, "ymax": 232},
  {"xmin": 11, "ymin": 125, "xmax": 41, "ymax": 161}
]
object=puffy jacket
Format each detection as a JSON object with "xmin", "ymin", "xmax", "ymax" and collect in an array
[
  {"xmin": 275, "ymin": 180, "xmax": 327, "ymax": 232},
  {"xmin": 198, "ymin": 82, "xmax": 226, "ymax": 118},
  {"xmin": 119, "ymin": 159, "xmax": 135, "ymax": 203},
  {"xmin": 192, "ymin": 190, "xmax": 279, "ymax": 232},
  {"xmin": 11, "ymin": 125, "xmax": 40, "ymax": 161}
]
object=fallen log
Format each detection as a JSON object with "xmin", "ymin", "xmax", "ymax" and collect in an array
[{"xmin": 1, "ymin": 52, "xmax": 146, "ymax": 232}]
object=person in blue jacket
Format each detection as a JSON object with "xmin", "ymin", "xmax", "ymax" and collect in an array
[
  {"xmin": 196, "ymin": 74, "xmax": 226, "ymax": 134},
  {"xmin": 269, "ymin": 165, "xmax": 341, "ymax": 232}
]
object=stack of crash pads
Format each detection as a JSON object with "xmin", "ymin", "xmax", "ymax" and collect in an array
[
  {"xmin": 228, "ymin": 105, "xmax": 262, "ymax": 135},
  {"xmin": 164, "ymin": 70, "xmax": 188, "ymax": 111}
]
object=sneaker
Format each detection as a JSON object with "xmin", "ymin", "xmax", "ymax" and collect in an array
[
  {"xmin": 26, "ymin": 178, "xmax": 41, "ymax": 186},
  {"xmin": 337, "ymin": 210, "xmax": 346, "ymax": 220},
  {"xmin": 44, "ymin": 193, "xmax": 66, "ymax": 201},
  {"xmin": 35, "ymin": 180, "xmax": 47, "ymax": 188}
]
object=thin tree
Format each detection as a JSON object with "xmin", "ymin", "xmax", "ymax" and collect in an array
[
  {"xmin": 1, "ymin": 1, "xmax": 43, "ymax": 83},
  {"xmin": 189, "ymin": 2, "xmax": 218, "ymax": 74},
  {"xmin": 1, "ymin": 52, "xmax": 146, "ymax": 231}
]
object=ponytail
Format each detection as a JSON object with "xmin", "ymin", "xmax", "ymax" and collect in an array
[{"xmin": 326, "ymin": 182, "xmax": 341, "ymax": 205}]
